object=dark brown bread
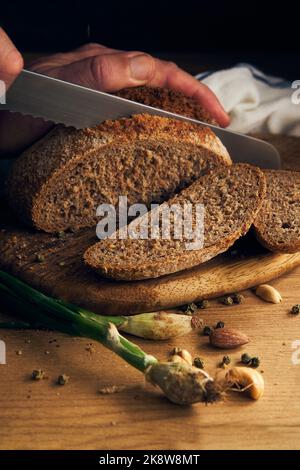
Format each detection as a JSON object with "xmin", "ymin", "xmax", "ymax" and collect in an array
[
  {"xmin": 6, "ymin": 114, "xmax": 230, "ymax": 233},
  {"xmin": 115, "ymin": 86, "xmax": 218, "ymax": 124},
  {"xmin": 254, "ymin": 170, "xmax": 300, "ymax": 253},
  {"xmin": 84, "ymin": 164, "xmax": 266, "ymax": 280}
]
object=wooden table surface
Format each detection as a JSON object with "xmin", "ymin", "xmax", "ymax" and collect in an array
[
  {"xmin": 1, "ymin": 279, "xmax": 300, "ymax": 450},
  {"xmin": 1, "ymin": 57, "xmax": 300, "ymax": 449}
]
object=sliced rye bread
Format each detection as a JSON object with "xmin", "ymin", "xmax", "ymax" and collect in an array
[
  {"xmin": 254, "ymin": 170, "xmax": 300, "ymax": 253},
  {"xmin": 6, "ymin": 114, "xmax": 230, "ymax": 233},
  {"xmin": 84, "ymin": 164, "xmax": 266, "ymax": 280},
  {"xmin": 115, "ymin": 86, "xmax": 218, "ymax": 125}
]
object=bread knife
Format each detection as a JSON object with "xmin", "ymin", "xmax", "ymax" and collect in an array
[{"xmin": 1, "ymin": 69, "xmax": 281, "ymax": 169}]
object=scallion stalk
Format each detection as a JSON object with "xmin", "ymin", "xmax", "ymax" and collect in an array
[{"xmin": 0, "ymin": 270, "xmax": 218, "ymax": 404}]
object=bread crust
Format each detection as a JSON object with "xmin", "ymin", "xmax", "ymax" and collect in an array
[
  {"xmin": 115, "ymin": 86, "xmax": 218, "ymax": 125},
  {"xmin": 6, "ymin": 114, "xmax": 230, "ymax": 232},
  {"xmin": 254, "ymin": 169, "xmax": 300, "ymax": 253}
]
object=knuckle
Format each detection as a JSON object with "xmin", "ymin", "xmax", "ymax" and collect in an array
[
  {"xmin": 166, "ymin": 61, "xmax": 179, "ymax": 72},
  {"xmin": 138, "ymin": 53, "xmax": 156, "ymax": 81},
  {"xmin": 90, "ymin": 54, "xmax": 111, "ymax": 88}
]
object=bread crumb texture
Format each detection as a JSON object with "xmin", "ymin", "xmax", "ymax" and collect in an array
[
  {"xmin": 254, "ymin": 170, "xmax": 300, "ymax": 253},
  {"xmin": 84, "ymin": 164, "xmax": 266, "ymax": 280},
  {"xmin": 6, "ymin": 113, "xmax": 230, "ymax": 233}
]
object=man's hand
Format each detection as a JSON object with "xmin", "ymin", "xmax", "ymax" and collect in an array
[
  {"xmin": 0, "ymin": 27, "xmax": 23, "ymax": 89},
  {"xmin": 0, "ymin": 41, "xmax": 229, "ymax": 157}
]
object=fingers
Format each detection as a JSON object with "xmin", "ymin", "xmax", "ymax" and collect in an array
[
  {"xmin": 145, "ymin": 59, "xmax": 230, "ymax": 127},
  {"xmin": 39, "ymin": 47, "xmax": 229, "ymax": 127},
  {"xmin": 28, "ymin": 41, "xmax": 229, "ymax": 127},
  {"xmin": 0, "ymin": 28, "xmax": 23, "ymax": 88},
  {"xmin": 29, "ymin": 43, "xmax": 122, "ymax": 71},
  {"xmin": 49, "ymin": 52, "xmax": 156, "ymax": 91}
]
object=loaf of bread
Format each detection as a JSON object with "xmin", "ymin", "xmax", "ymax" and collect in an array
[
  {"xmin": 6, "ymin": 113, "xmax": 230, "ymax": 233},
  {"xmin": 254, "ymin": 170, "xmax": 300, "ymax": 253},
  {"xmin": 115, "ymin": 86, "xmax": 218, "ymax": 124},
  {"xmin": 84, "ymin": 164, "xmax": 266, "ymax": 280}
]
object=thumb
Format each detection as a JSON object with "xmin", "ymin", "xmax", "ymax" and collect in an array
[{"xmin": 51, "ymin": 52, "xmax": 156, "ymax": 92}]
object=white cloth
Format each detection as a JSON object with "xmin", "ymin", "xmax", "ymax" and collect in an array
[{"xmin": 196, "ymin": 64, "xmax": 300, "ymax": 136}]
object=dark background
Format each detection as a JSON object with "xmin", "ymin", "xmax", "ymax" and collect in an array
[{"xmin": 1, "ymin": 0, "xmax": 299, "ymax": 78}]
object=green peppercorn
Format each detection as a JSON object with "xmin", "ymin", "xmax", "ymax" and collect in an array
[
  {"xmin": 203, "ymin": 325, "xmax": 214, "ymax": 336},
  {"xmin": 180, "ymin": 303, "xmax": 198, "ymax": 315},
  {"xmin": 195, "ymin": 299, "xmax": 210, "ymax": 309},
  {"xmin": 57, "ymin": 374, "xmax": 70, "ymax": 385},
  {"xmin": 193, "ymin": 357, "xmax": 205, "ymax": 369},
  {"xmin": 35, "ymin": 253, "xmax": 45, "ymax": 263},
  {"xmin": 222, "ymin": 355, "xmax": 231, "ymax": 365},
  {"xmin": 32, "ymin": 369, "xmax": 46, "ymax": 380},
  {"xmin": 216, "ymin": 321, "xmax": 225, "ymax": 329},
  {"xmin": 231, "ymin": 293, "xmax": 244, "ymax": 304},
  {"xmin": 220, "ymin": 296, "xmax": 234, "ymax": 306},
  {"xmin": 291, "ymin": 304, "xmax": 300, "ymax": 315},
  {"xmin": 250, "ymin": 357, "xmax": 260, "ymax": 368},
  {"xmin": 57, "ymin": 231, "xmax": 66, "ymax": 239},
  {"xmin": 241, "ymin": 353, "xmax": 252, "ymax": 365}
]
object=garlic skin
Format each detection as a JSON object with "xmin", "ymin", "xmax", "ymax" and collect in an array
[
  {"xmin": 226, "ymin": 366, "xmax": 264, "ymax": 400},
  {"xmin": 169, "ymin": 349, "xmax": 193, "ymax": 365},
  {"xmin": 255, "ymin": 284, "xmax": 282, "ymax": 304}
]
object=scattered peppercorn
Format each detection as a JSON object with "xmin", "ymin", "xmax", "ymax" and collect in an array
[
  {"xmin": 32, "ymin": 369, "xmax": 46, "ymax": 380},
  {"xmin": 57, "ymin": 231, "xmax": 66, "ymax": 239},
  {"xmin": 222, "ymin": 355, "xmax": 231, "ymax": 365},
  {"xmin": 291, "ymin": 304, "xmax": 300, "ymax": 315},
  {"xmin": 220, "ymin": 296, "xmax": 234, "ymax": 306},
  {"xmin": 193, "ymin": 357, "xmax": 205, "ymax": 369},
  {"xmin": 180, "ymin": 303, "xmax": 198, "ymax": 315},
  {"xmin": 57, "ymin": 374, "xmax": 70, "ymax": 385},
  {"xmin": 216, "ymin": 321, "xmax": 225, "ymax": 329},
  {"xmin": 35, "ymin": 253, "xmax": 45, "ymax": 263},
  {"xmin": 241, "ymin": 353, "xmax": 252, "ymax": 365},
  {"xmin": 203, "ymin": 325, "xmax": 214, "ymax": 336},
  {"xmin": 250, "ymin": 357, "xmax": 260, "ymax": 368},
  {"xmin": 231, "ymin": 293, "xmax": 244, "ymax": 304},
  {"xmin": 195, "ymin": 300, "xmax": 210, "ymax": 309}
]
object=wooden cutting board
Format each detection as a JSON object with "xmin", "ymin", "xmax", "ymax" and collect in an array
[{"xmin": 1, "ymin": 134, "xmax": 300, "ymax": 315}]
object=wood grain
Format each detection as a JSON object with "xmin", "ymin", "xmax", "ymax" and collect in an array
[
  {"xmin": 2, "ymin": 218, "xmax": 300, "ymax": 315},
  {"xmin": 0, "ymin": 134, "xmax": 300, "ymax": 450}
]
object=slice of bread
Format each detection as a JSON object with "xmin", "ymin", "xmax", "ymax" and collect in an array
[
  {"xmin": 254, "ymin": 170, "xmax": 300, "ymax": 253},
  {"xmin": 84, "ymin": 164, "xmax": 266, "ymax": 280},
  {"xmin": 115, "ymin": 86, "xmax": 218, "ymax": 124},
  {"xmin": 6, "ymin": 114, "xmax": 230, "ymax": 233}
]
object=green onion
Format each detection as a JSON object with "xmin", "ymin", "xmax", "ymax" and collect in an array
[{"xmin": 0, "ymin": 270, "xmax": 218, "ymax": 404}]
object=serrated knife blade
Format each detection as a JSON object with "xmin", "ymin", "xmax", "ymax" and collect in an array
[{"xmin": 2, "ymin": 69, "xmax": 280, "ymax": 168}]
